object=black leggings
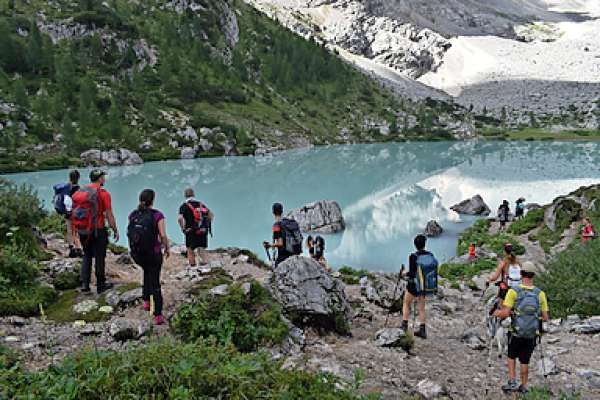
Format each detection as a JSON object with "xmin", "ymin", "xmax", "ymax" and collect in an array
[
  {"xmin": 140, "ymin": 253, "xmax": 163, "ymax": 316},
  {"xmin": 80, "ymin": 229, "xmax": 108, "ymax": 288}
]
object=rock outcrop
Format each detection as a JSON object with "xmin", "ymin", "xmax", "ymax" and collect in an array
[
  {"xmin": 359, "ymin": 273, "xmax": 404, "ymax": 311},
  {"xmin": 450, "ymin": 195, "xmax": 491, "ymax": 215},
  {"xmin": 544, "ymin": 195, "xmax": 587, "ymax": 231},
  {"xmin": 424, "ymin": 220, "xmax": 443, "ymax": 237},
  {"xmin": 286, "ymin": 201, "xmax": 345, "ymax": 233},
  {"xmin": 374, "ymin": 328, "xmax": 410, "ymax": 349},
  {"xmin": 80, "ymin": 149, "xmax": 143, "ymax": 166},
  {"xmin": 269, "ymin": 256, "xmax": 351, "ymax": 334}
]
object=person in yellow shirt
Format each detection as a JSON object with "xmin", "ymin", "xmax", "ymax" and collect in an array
[{"xmin": 494, "ymin": 265, "xmax": 549, "ymax": 394}]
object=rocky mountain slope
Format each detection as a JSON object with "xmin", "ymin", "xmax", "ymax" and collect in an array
[
  {"xmin": 0, "ymin": 0, "xmax": 490, "ymax": 173},
  {"xmin": 247, "ymin": 0, "xmax": 600, "ymax": 128}
]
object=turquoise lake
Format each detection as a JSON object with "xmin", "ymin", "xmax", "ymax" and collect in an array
[{"xmin": 5, "ymin": 141, "xmax": 600, "ymax": 272}]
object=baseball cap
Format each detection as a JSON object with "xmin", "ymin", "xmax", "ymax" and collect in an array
[{"xmin": 90, "ymin": 169, "xmax": 106, "ymax": 182}]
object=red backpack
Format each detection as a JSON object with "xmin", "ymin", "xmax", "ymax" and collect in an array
[
  {"xmin": 72, "ymin": 187, "xmax": 100, "ymax": 236},
  {"xmin": 186, "ymin": 202, "xmax": 211, "ymax": 236}
]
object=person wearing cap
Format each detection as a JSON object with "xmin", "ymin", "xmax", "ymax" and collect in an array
[
  {"xmin": 486, "ymin": 243, "xmax": 522, "ymax": 299},
  {"xmin": 493, "ymin": 263, "xmax": 549, "ymax": 394},
  {"xmin": 264, "ymin": 202, "xmax": 291, "ymax": 266},
  {"xmin": 79, "ymin": 169, "xmax": 119, "ymax": 294},
  {"xmin": 177, "ymin": 188, "xmax": 214, "ymax": 267}
]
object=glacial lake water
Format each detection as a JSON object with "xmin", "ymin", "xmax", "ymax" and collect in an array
[{"xmin": 5, "ymin": 141, "xmax": 600, "ymax": 272}]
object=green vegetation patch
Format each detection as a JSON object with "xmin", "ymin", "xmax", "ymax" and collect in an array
[
  {"xmin": 338, "ymin": 266, "xmax": 373, "ymax": 285},
  {"xmin": 44, "ymin": 289, "xmax": 109, "ymax": 323},
  {"xmin": 439, "ymin": 258, "xmax": 497, "ymax": 282},
  {"xmin": 508, "ymin": 208, "xmax": 545, "ymax": 235},
  {"xmin": 172, "ymin": 281, "xmax": 289, "ymax": 352},
  {"xmin": 0, "ymin": 338, "xmax": 380, "ymax": 400},
  {"xmin": 107, "ymin": 242, "xmax": 128, "ymax": 255},
  {"xmin": 457, "ymin": 219, "xmax": 526, "ymax": 256},
  {"xmin": 538, "ymin": 239, "xmax": 600, "ymax": 318},
  {"xmin": 520, "ymin": 386, "xmax": 580, "ymax": 400},
  {"xmin": 38, "ymin": 213, "xmax": 66, "ymax": 237}
]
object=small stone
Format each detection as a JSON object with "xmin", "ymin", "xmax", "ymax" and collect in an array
[
  {"xmin": 119, "ymin": 288, "xmax": 143, "ymax": 306},
  {"xmin": 374, "ymin": 328, "xmax": 409, "ymax": 348},
  {"xmin": 21, "ymin": 343, "xmax": 35, "ymax": 350},
  {"xmin": 4, "ymin": 336, "xmax": 20, "ymax": 343},
  {"xmin": 99, "ymin": 305, "xmax": 114, "ymax": 314},
  {"xmin": 210, "ymin": 284, "xmax": 230, "ymax": 296},
  {"xmin": 80, "ymin": 323, "xmax": 104, "ymax": 336},
  {"xmin": 237, "ymin": 254, "xmax": 250, "ymax": 263},
  {"xmin": 116, "ymin": 253, "xmax": 133, "ymax": 265},
  {"xmin": 109, "ymin": 318, "xmax": 151, "ymax": 341},
  {"xmin": 577, "ymin": 369, "xmax": 600, "ymax": 389},
  {"xmin": 537, "ymin": 356, "xmax": 559, "ymax": 376},
  {"xmin": 9, "ymin": 316, "xmax": 27, "ymax": 326},
  {"xmin": 73, "ymin": 320, "xmax": 86, "ymax": 328},
  {"xmin": 241, "ymin": 282, "xmax": 251, "ymax": 295},
  {"xmin": 73, "ymin": 300, "xmax": 99, "ymax": 314},
  {"xmin": 416, "ymin": 379, "xmax": 446, "ymax": 399},
  {"xmin": 105, "ymin": 291, "xmax": 121, "ymax": 307}
]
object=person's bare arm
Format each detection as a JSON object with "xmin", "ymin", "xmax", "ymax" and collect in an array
[
  {"xmin": 494, "ymin": 304, "xmax": 512, "ymax": 320},
  {"xmin": 541, "ymin": 311, "xmax": 549, "ymax": 322},
  {"xmin": 487, "ymin": 261, "xmax": 505, "ymax": 284},
  {"xmin": 178, "ymin": 214, "xmax": 186, "ymax": 232},
  {"xmin": 158, "ymin": 219, "xmax": 170, "ymax": 259},
  {"xmin": 106, "ymin": 209, "xmax": 119, "ymax": 242}
]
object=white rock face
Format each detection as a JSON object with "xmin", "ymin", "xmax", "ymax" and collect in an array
[
  {"xmin": 180, "ymin": 147, "xmax": 196, "ymax": 159},
  {"xmin": 286, "ymin": 200, "xmax": 345, "ymax": 233},
  {"xmin": 80, "ymin": 148, "xmax": 143, "ymax": 166}
]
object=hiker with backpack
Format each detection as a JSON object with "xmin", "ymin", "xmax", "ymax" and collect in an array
[
  {"xmin": 497, "ymin": 200, "xmax": 511, "ymax": 230},
  {"xmin": 263, "ymin": 203, "xmax": 302, "ymax": 267},
  {"xmin": 515, "ymin": 198, "xmax": 526, "ymax": 220},
  {"xmin": 177, "ymin": 188, "xmax": 214, "ymax": 267},
  {"xmin": 127, "ymin": 189, "xmax": 170, "ymax": 325},
  {"xmin": 493, "ymin": 264, "xmax": 549, "ymax": 394},
  {"xmin": 307, "ymin": 235, "xmax": 330, "ymax": 272},
  {"xmin": 401, "ymin": 234, "xmax": 438, "ymax": 339},
  {"xmin": 72, "ymin": 170, "xmax": 119, "ymax": 294},
  {"xmin": 53, "ymin": 170, "xmax": 83, "ymax": 258}
]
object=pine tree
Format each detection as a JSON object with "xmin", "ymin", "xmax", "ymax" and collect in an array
[
  {"xmin": 13, "ymin": 79, "xmax": 29, "ymax": 110},
  {"xmin": 107, "ymin": 97, "xmax": 122, "ymax": 138},
  {"xmin": 26, "ymin": 22, "xmax": 45, "ymax": 74},
  {"xmin": 62, "ymin": 115, "xmax": 76, "ymax": 148},
  {"xmin": 77, "ymin": 77, "xmax": 97, "ymax": 136}
]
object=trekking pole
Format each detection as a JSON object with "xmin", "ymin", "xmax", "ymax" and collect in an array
[
  {"xmin": 384, "ymin": 265, "xmax": 404, "ymax": 328},
  {"xmin": 539, "ymin": 325, "xmax": 549, "ymax": 380},
  {"xmin": 484, "ymin": 314, "xmax": 498, "ymax": 399}
]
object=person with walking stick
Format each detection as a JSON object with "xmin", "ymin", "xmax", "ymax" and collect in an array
[{"xmin": 493, "ymin": 263, "xmax": 549, "ymax": 394}]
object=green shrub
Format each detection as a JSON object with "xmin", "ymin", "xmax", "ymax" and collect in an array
[
  {"xmin": 52, "ymin": 270, "xmax": 81, "ymax": 291},
  {"xmin": 107, "ymin": 243, "xmax": 128, "ymax": 255},
  {"xmin": 457, "ymin": 219, "xmax": 525, "ymax": 256},
  {"xmin": 0, "ymin": 344, "xmax": 19, "ymax": 370},
  {"xmin": 508, "ymin": 208, "xmax": 545, "ymax": 235},
  {"xmin": 439, "ymin": 258, "xmax": 497, "ymax": 281},
  {"xmin": 172, "ymin": 281, "xmax": 289, "ymax": 352},
  {"xmin": 538, "ymin": 239, "xmax": 600, "ymax": 318},
  {"xmin": 38, "ymin": 213, "xmax": 66, "ymax": 237},
  {"xmin": 338, "ymin": 266, "xmax": 372, "ymax": 285},
  {"xmin": 0, "ymin": 338, "xmax": 378, "ymax": 400}
]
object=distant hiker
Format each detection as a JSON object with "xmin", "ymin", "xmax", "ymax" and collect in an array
[
  {"xmin": 497, "ymin": 200, "xmax": 511, "ymax": 230},
  {"xmin": 73, "ymin": 170, "xmax": 119, "ymax": 294},
  {"xmin": 263, "ymin": 202, "xmax": 302, "ymax": 267},
  {"xmin": 487, "ymin": 243, "xmax": 522, "ymax": 300},
  {"xmin": 515, "ymin": 198, "xmax": 526, "ymax": 220},
  {"xmin": 581, "ymin": 218, "xmax": 595, "ymax": 242},
  {"xmin": 468, "ymin": 242, "xmax": 477, "ymax": 264},
  {"xmin": 178, "ymin": 188, "xmax": 214, "ymax": 267},
  {"xmin": 493, "ymin": 265, "xmax": 549, "ymax": 394},
  {"xmin": 307, "ymin": 235, "xmax": 330, "ymax": 272},
  {"xmin": 127, "ymin": 189, "xmax": 170, "ymax": 325},
  {"xmin": 401, "ymin": 234, "xmax": 438, "ymax": 339},
  {"xmin": 53, "ymin": 169, "xmax": 83, "ymax": 258}
]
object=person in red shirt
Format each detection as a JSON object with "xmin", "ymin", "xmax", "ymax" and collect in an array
[
  {"xmin": 78, "ymin": 170, "xmax": 119, "ymax": 294},
  {"xmin": 582, "ymin": 218, "xmax": 595, "ymax": 242}
]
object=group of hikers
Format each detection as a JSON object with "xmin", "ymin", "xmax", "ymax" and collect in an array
[
  {"xmin": 497, "ymin": 197, "xmax": 526, "ymax": 231},
  {"xmin": 53, "ymin": 171, "xmax": 593, "ymax": 394}
]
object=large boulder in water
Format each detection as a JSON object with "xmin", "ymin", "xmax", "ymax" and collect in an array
[
  {"xmin": 450, "ymin": 195, "xmax": 491, "ymax": 215},
  {"xmin": 286, "ymin": 200, "xmax": 345, "ymax": 233},
  {"xmin": 424, "ymin": 220, "xmax": 443, "ymax": 237},
  {"xmin": 269, "ymin": 256, "xmax": 351, "ymax": 334}
]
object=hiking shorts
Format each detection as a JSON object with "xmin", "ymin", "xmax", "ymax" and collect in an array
[
  {"xmin": 507, "ymin": 335, "xmax": 536, "ymax": 364},
  {"xmin": 185, "ymin": 232, "xmax": 207, "ymax": 250},
  {"xmin": 406, "ymin": 282, "xmax": 426, "ymax": 297}
]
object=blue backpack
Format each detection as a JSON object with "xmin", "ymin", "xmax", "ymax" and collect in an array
[
  {"xmin": 52, "ymin": 183, "xmax": 71, "ymax": 215},
  {"xmin": 414, "ymin": 252, "xmax": 439, "ymax": 296}
]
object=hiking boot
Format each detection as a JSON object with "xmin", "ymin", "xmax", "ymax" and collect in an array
[
  {"xmin": 401, "ymin": 320, "xmax": 409, "ymax": 332},
  {"xmin": 154, "ymin": 315, "xmax": 165, "ymax": 325},
  {"xmin": 75, "ymin": 248, "xmax": 84, "ymax": 258},
  {"xmin": 97, "ymin": 282, "xmax": 114, "ymax": 294},
  {"xmin": 501, "ymin": 380, "xmax": 519, "ymax": 392},
  {"xmin": 79, "ymin": 286, "xmax": 91, "ymax": 295},
  {"xmin": 414, "ymin": 324, "xmax": 427, "ymax": 339},
  {"xmin": 143, "ymin": 301, "xmax": 150, "ymax": 312},
  {"xmin": 68, "ymin": 247, "xmax": 77, "ymax": 258},
  {"xmin": 517, "ymin": 385, "xmax": 529, "ymax": 394}
]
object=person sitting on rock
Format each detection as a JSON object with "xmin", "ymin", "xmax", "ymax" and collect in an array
[
  {"xmin": 493, "ymin": 265, "xmax": 549, "ymax": 394},
  {"xmin": 307, "ymin": 235, "xmax": 330, "ymax": 272},
  {"xmin": 581, "ymin": 218, "xmax": 595, "ymax": 242},
  {"xmin": 401, "ymin": 234, "xmax": 437, "ymax": 339}
]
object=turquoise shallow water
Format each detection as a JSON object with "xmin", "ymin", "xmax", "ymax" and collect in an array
[{"xmin": 5, "ymin": 141, "xmax": 600, "ymax": 272}]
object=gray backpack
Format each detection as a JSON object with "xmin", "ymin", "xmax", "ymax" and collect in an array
[
  {"xmin": 280, "ymin": 218, "xmax": 303, "ymax": 255},
  {"xmin": 511, "ymin": 286, "xmax": 542, "ymax": 339}
]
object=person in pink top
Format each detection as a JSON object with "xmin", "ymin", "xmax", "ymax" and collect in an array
[{"xmin": 581, "ymin": 218, "xmax": 595, "ymax": 242}]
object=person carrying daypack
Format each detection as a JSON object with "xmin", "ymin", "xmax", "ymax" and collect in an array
[
  {"xmin": 493, "ymin": 263, "xmax": 549, "ymax": 394},
  {"xmin": 515, "ymin": 198, "xmax": 526, "ymax": 220},
  {"xmin": 401, "ymin": 234, "xmax": 438, "ymax": 339},
  {"xmin": 178, "ymin": 188, "xmax": 214, "ymax": 267},
  {"xmin": 263, "ymin": 202, "xmax": 302, "ymax": 267},
  {"xmin": 53, "ymin": 170, "xmax": 83, "ymax": 257},
  {"xmin": 127, "ymin": 189, "xmax": 170, "ymax": 325},
  {"xmin": 486, "ymin": 243, "xmax": 522, "ymax": 300},
  {"xmin": 72, "ymin": 170, "xmax": 119, "ymax": 294},
  {"xmin": 498, "ymin": 200, "xmax": 510, "ymax": 230},
  {"xmin": 307, "ymin": 235, "xmax": 330, "ymax": 272}
]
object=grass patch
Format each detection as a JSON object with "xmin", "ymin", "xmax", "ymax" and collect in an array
[
  {"xmin": 0, "ymin": 345, "xmax": 19, "ymax": 370},
  {"xmin": 107, "ymin": 243, "xmax": 128, "ymax": 255},
  {"xmin": 439, "ymin": 258, "xmax": 497, "ymax": 282},
  {"xmin": 538, "ymin": 239, "xmax": 600, "ymax": 318},
  {"xmin": 338, "ymin": 266, "xmax": 372, "ymax": 285},
  {"xmin": 38, "ymin": 213, "xmax": 66, "ymax": 237},
  {"xmin": 52, "ymin": 270, "xmax": 81, "ymax": 290},
  {"xmin": 508, "ymin": 208, "xmax": 545, "ymax": 235},
  {"xmin": 457, "ymin": 219, "xmax": 526, "ymax": 256},
  {"xmin": 520, "ymin": 386, "xmax": 580, "ymax": 400},
  {"xmin": 172, "ymin": 281, "xmax": 289, "ymax": 352},
  {"xmin": 504, "ymin": 128, "xmax": 600, "ymax": 141},
  {"xmin": 0, "ymin": 338, "xmax": 379, "ymax": 400},
  {"xmin": 44, "ymin": 290, "xmax": 109, "ymax": 323}
]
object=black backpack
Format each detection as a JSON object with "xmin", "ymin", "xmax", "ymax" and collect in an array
[
  {"xmin": 280, "ymin": 218, "xmax": 303, "ymax": 255},
  {"xmin": 127, "ymin": 210, "xmax": 157, "ymax": 263}
]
